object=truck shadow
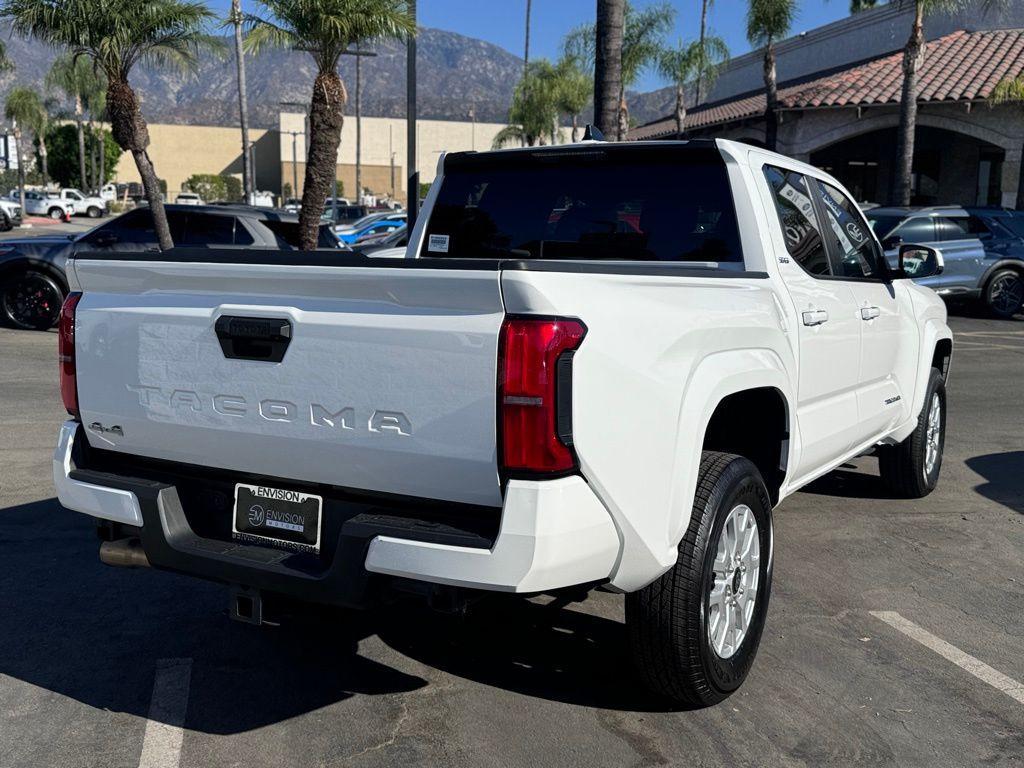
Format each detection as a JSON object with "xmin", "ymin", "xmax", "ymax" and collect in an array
[
  {"xmin": 799, "ymin": 463, "xmax": 901, "ymax": 500},
  {"xmin": 0, "ymin": 498, "xmax": 674, "ymax": 735},
  {"xmin": 965, "ymin": 452, "xmax": 1024, "ymax": 514}
]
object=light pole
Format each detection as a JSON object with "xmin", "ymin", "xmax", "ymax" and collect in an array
[
  {"xmin": 280, "ymin": 102, "xmax": 308, "ymax": 202},
  {"xmin": 339, "ymin": 48, "xmax": 376, "ymax": 208},
  {"xmin": 407, "ymin": 0, "xmax": 418, "ymax": 226}
]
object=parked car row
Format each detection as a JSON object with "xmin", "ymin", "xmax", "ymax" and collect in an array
[
  {"xmin": 0, "ymin": 205, "xmax": 343, "ymax": 330},
  {"xmin": 5, "ymin": 187, "xmax": 107, "ymax": 219},
  {"xmin": 864, "ymin": 206, "xmax": 1024, "ymax": 319}
]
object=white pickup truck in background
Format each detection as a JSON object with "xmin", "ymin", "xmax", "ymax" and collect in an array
[
  {"xmin": 53, "ymin": 139, "xmax": 952, "ymax": 706},
  {"xmin": 55, "ymin": 188, "xmax": 107, "ymax": 218}
]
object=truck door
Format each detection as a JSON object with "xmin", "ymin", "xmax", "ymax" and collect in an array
[
  {"xmin": 761, "ymin": 165, "xmax": 864, "ymax": 478},
  {"xmin": 811, "ymin": 179, "xmax": 916, "ymax": 438}
]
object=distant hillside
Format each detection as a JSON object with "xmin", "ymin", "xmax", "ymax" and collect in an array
[{"xmin": 0, "ymin": 26, "xmax": 525, "ymax": 126}]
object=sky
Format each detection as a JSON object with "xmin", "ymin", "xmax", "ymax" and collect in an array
[{"xmin": 211, "ymin": 1, "xmax": 857, "ymax": 93}]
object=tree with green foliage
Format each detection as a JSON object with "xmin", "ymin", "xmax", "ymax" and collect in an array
[
  {"xmin": 46, "ymin": 55, "xmax": 105, "ymax": 193},
  {"xmin": 42, "ymin": 123, "xmax": 120, "ymax": 188},
  {"xmin": 658, "ymin": 34, "xmax": 728, "ymax": 138},
  {"xmin": 554, "ymin": 54, "xmax": 591, "ymax": 142},
  {"xmin": 850, "ymin": 0, "xmax": 879, "ymax": 11},
  {"xmin": 493, "ymin": 59, "xmax": 562, "ymax": 148},
  {"xmin": 3, "ymin": 0, "xmax": 222, "ymax": 250},
  {"xmin": 747, "ymin": 0, "xmax": 796, "ymax": 152},
  {"xmin": 5, "ymin": 87, "xmax": 49, "ymax": 184},
  {"xmin": 244, "ymin": 0, "xmax": 416, "ymax": 250},
  {"xmin": 183, "ymin": 173, "xmax": 243, "ymax": 202}
]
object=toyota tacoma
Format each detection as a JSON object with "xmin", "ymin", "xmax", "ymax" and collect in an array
[{"xmin": 53, "ymin": 140, "xmax": 952, "ymax": 706}]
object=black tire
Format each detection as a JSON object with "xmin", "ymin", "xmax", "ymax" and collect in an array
[
  {"xmin": 983, "ymin": 268, "xmax": 1024, "ymax": 319},
  {"xmin": 878, "ymin": 368, "xmax": 946, "ymax": 498},
  {"xmin": 1, "ymin": 270, "xmax": 65, "ymax": 330},
  {"xmin": 626, "ymin": 451, "xmax": 773, "ymax": 707},
  {"xmin": 0, "ymin": 213, "xmax": 11, "ymax": 232},
  {"xmin": 86, "ymin": 206, "xmax": 102, "ymax": 218},
  {"xmin": 47, "ymin": 206, "xmax": 64, "ymax": 220}
]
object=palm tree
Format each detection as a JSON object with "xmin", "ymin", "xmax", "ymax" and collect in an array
[
  {"xmin": 747, "ymin": 0, "xmax": 796, "ymax": 152},
  {"xmin": 8, "ymin": 88, "xmax": 49, "ymax": 183},
  {"xmin": 229, "ymin": 0, "xmax": 253, "ymax": 203},
  {"xmin": 658, "ymin": 35, "xmax": 728, "ymax": 138},
  {"xmin": 245, "ymin": 1, "xmax": 415, "ymax": 250},
  {"xmin": 990, "ymin": 75, "xmax": 1024, "ymax": 105},
  {"xmin": 5, "ymin": 87, "xmax": 46, "ymax": 212},
  {"xmin": 850, "ymin": 0, "xmax": 879, "ymax": 10},
  {"xmin": 46, "ymin": 55, "xmax": 101, "ymax": 191},
  {"xmin": 523, "ymin": 0, "xmax": 531, "ymax": 81},
  {"xmin": 494, "ymin": 60, "xmax": 561, "ymax": 148},
  {"xmin": 694, "ymin": 0, "xmax": 713, "ymax": 104},
  {"xmin": 594, "ymin": 0, "xmax": 625, "ymax": 139},
  {"xmin": 555, "ymin": 55, "xmax": 591, "ymax": 142},
  {"xmin": 3, "ymin": 0, "xmax": 221, "ymax": 250},
  {"xmin": 892, "ymin": 0, "xmax": 1006, "ymax": 205},
  {"xmin": 618, "ymin": 2, "xmax": 674, "ymax": 140}
]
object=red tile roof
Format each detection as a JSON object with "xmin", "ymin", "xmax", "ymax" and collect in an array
[{"xmin": 630, "ymin": 29, "xmax": 1024, "ymax": 140}]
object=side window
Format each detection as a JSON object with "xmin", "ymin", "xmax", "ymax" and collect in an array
[
  {"xmin": 966, "ymin": 215, "xmax": 994, "ymax": 240},
  {"xmin": 814, "ymin": 179, "xmax": 885, "ymax": 279},
  {"xmin": 181, "ymin": 213, "xmax": 235, "ymax": 246},
  {"xmin": 934, "ymin": 217, "xmax": 971, "ymax": 241},
  {"xmin": 763, "ymin": 166, "xmax": 832, "ymax": 276},
  {"xmin": 892, "ymin": 217, "xmax": 935, "ymax": 245}
]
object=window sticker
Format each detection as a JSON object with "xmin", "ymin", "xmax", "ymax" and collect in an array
[{"xmin": 428, "ymin": 234, "xmax": 450, "ymax": 253}]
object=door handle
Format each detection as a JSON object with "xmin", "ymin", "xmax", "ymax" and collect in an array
[
  {"xmin": 860, "ymin": 306, "xmax": 880, "ymax": 321},
  {"xmin": 802, "ymin": 309, "xmax": 829, "ymax": 326}
]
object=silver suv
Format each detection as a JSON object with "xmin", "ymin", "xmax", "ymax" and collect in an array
[{"xmin": 865, "ymin": 206, "xmax": 1024, "ymax": 319}]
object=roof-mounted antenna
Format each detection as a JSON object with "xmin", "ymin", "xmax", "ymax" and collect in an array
[{"xmin": 581, "ymin": 124, "xmax": 605, "ymax": 142}]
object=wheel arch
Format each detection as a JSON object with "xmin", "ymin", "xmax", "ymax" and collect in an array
[
  {"xmin": 666, "ymin": 348, "xmax": 795, "ymax": 562},
  {"xmin": 978, "ymin": 259, "xmax": 1024, "ymax": 293},
  {"xmin": 0, "ymin": 257, "xmax": 70, "ymax": 293}
]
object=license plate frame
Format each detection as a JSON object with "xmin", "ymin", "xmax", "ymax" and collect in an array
[{"xmin": 231, "ymin": 483, "xmax": 323, "ymax": 554}]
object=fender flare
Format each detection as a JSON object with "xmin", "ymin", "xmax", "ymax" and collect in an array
[
  {"xmin": 665, "ymin": 347, "xmax": 795, "ymax": 562},
  {"xmin": 890, "ymin": 317, "xmax": 952, "ymax": 444}
]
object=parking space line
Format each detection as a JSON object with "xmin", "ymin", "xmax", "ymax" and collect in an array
[
  {"xmin": 138, "ymin": 658, "xmax": 192, "ymax": 768},
  {"xmin": 870, "ymin": 612, "xmax": 1024, "ymax": 705}
]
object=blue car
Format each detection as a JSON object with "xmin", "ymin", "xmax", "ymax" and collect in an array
[
  {"xmin": 336, "ymin": 214, "xmax": 406, "ymax": 244},
  {"xmin": 865, "ymin": 206, "xmax": 1024, "ymax": 319}
]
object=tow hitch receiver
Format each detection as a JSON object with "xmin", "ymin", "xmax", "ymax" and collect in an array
[{"xmin": 229, "ymin": 586, "xmax": 264, "ymax": 626}]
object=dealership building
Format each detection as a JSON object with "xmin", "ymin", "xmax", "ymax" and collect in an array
[{"xmin": 631, "ymin": 2, "xmax": 1024, "ymax": 209}]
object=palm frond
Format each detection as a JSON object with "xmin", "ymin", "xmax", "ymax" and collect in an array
[
  {"xmin": 491, "ymin": 124, "xmax": 526, "ymax": 149},
  {"xmin": 990, "ymin": 75, "xmax": 1024, "ymax": 105},
  {"xmin": 746, "ymin": 0, "xmax": 797, "ymax": 48}
]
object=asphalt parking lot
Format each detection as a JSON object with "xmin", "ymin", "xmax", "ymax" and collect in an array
[{"xmin": 1, "ymin": 310, "xmax": 1022, "ymax": 768}]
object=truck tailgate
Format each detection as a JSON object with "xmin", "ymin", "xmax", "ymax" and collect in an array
[{"xmin": 72, "ymin": 258, "xmax": 504, "ymax": 507}]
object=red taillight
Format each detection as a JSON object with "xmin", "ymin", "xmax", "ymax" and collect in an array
[
  {"xmin": 58, "ymin": 292, "xmax": 82, "ymax": 417},
  {"xmin": 499, "ymin": 316, "xmax": 586, "ymax": 474}
]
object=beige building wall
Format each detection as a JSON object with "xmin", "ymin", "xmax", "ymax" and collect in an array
[
  {"xmin": 279, "ymin": 112, "xmax": 571, "ymax": 203},
  {"xmin": 112, "ymin": 123, "xmax": 280, "ymax": 200}
]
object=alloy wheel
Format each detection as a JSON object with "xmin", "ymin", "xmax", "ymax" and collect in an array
[
  {"xmin": 708, "ymin": 503, "xmax": 761, "ymax": 659},
  {"xmin": 924, "ymin": 392, "xmax": 942, "ymax": 480},
  {"xmin": 990, "ymin": 273, "xmax": 1024, "ymax": 317},
  {"xmin": 2, "ymin": 274, "xmax": 62, "ymax": 330}
]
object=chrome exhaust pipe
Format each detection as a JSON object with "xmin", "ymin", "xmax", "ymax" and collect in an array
[{"xmin": 99, "ymin": 538, "xmax": 150, "ymax": 568}]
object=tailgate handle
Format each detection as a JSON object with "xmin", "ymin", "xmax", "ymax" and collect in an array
[{"xmin": 215, "ymin": 316, "xmax": 292, "ymax": 363}]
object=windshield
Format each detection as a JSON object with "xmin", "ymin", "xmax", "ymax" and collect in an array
[{"xmin": 425, "ymin": 145, "xmax": 742, "ymax": 264}]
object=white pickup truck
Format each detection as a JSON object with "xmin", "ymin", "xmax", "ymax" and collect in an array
[{"xmin": 53, "ymin": 140, "xmax": 952, "ymax": 706}]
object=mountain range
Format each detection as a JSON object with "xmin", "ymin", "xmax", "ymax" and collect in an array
[{"xmin": 0, "ymin": 24, "xmax": 672, "ymax": 129}]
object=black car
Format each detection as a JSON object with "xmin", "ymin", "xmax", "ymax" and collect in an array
[{"xmin": 0, "ymin": 204, "xmax": 343, "ymax": 330}]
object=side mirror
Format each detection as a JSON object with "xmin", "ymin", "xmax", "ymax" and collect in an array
[
  {"xmin": 898, "ymin": 243, "xmax": 944, "ymax": 279},
  {"xmin": 882, "ymin": 234, "xmax": 903, "ymax": 250}
]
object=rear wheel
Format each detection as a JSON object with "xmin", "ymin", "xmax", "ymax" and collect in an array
[
  {"xmin": 984, "ymin": 268, "xmax": 1024, "ymax": 319},
  {"xmin": 47, "ymin": 206, "xmax": 64, "ymax": 220},
  {"xmin": 87, "ymin": 206, "xmax": 102, "ymax": 218},
  {"xmin": 878, "ymin": 368, "xmax": 946, "ymax": 498},
  {"xmin": 1, "ymin": 270, "xmax": 65, "ymax": 330},
  {"xmin": 627, "ymin": 452, "xmax": 773, "ymax": 707}
]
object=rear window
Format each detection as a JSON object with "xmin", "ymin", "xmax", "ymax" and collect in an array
[{"xmin": 424, "ymin": 145, "xmax": 743, "ymax": 265}]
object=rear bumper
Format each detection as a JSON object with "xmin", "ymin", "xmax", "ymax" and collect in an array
[{"xmin": 53, "ymin": 421, "xmax": 620, "ymax": 604}]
